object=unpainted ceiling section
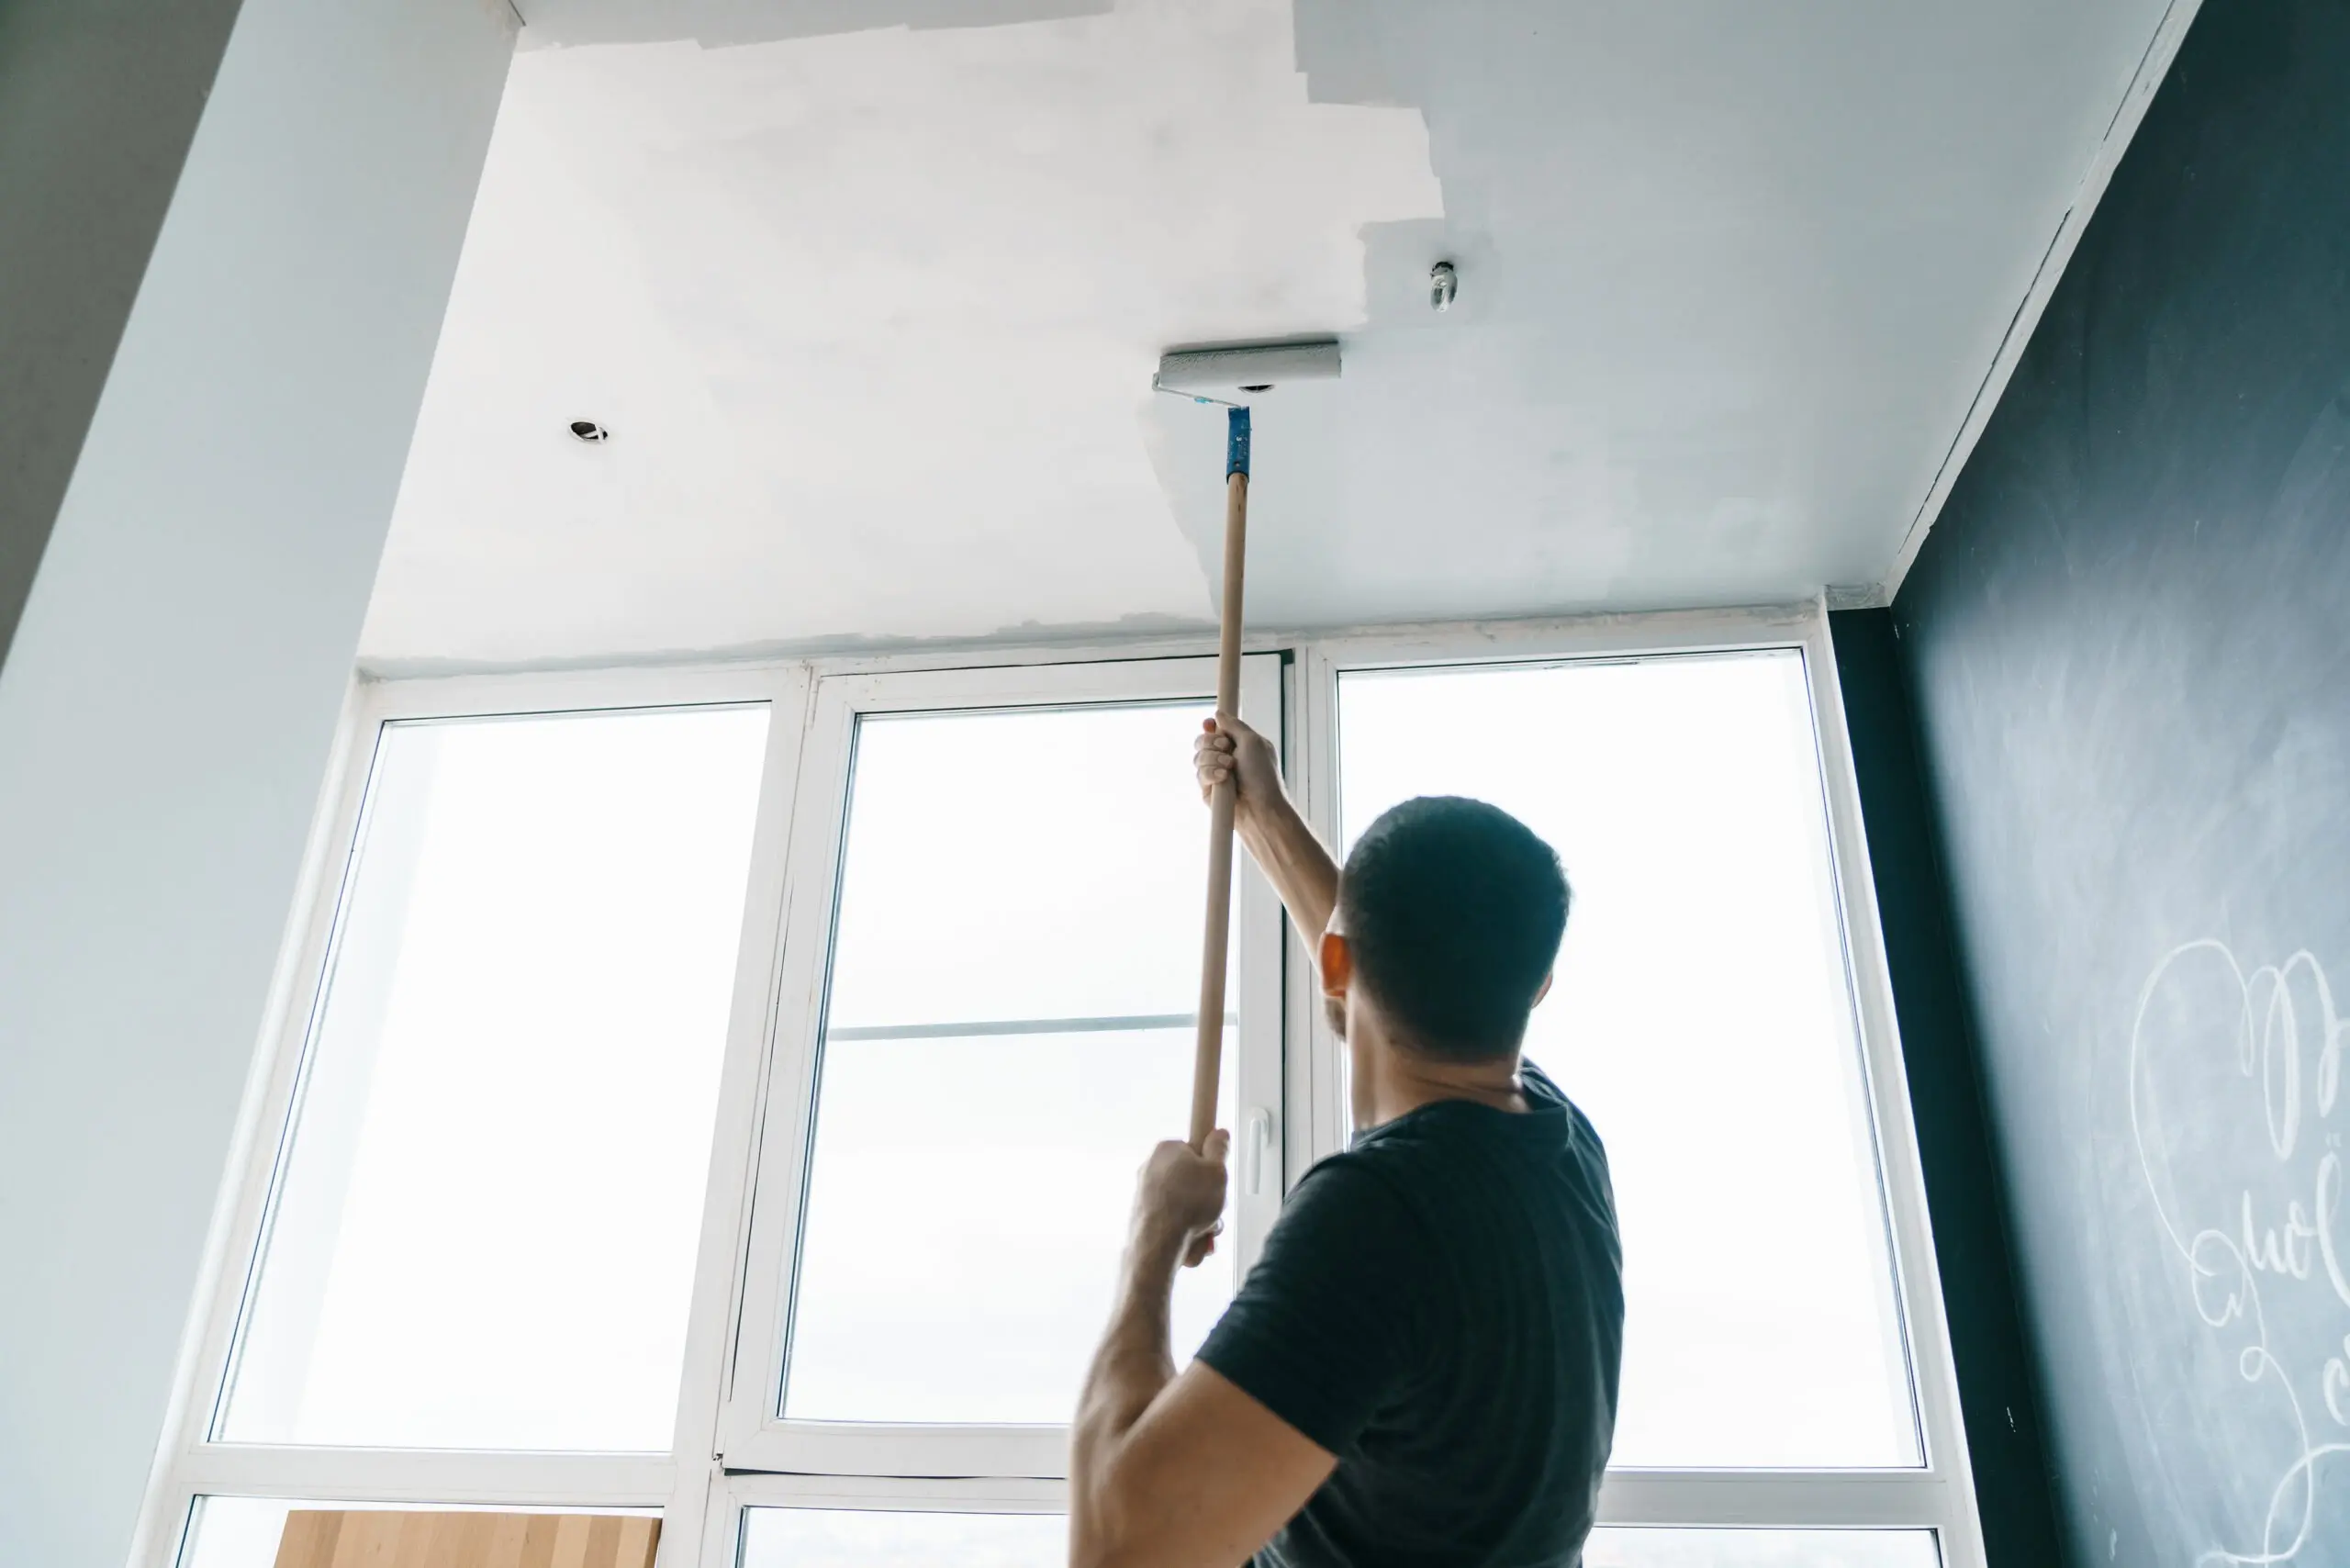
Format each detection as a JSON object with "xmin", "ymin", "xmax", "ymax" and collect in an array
[{"xmin": 362, "ymin": 0, "xmax": 2172, "ymax": 666}]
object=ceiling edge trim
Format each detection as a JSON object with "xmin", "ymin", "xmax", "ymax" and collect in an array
[
  {"xmin": 352, "ymin": 600, "xmax": 1826, "ymax": 684},
  {"xmin": 1877, "ymin": 0, "xmax": 2206, "ymax": 605}
]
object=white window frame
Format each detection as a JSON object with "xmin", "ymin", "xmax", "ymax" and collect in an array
[
  {"xmin": 138, "ymin": 605, "xmax": 1984, "ymax": 1568},
  {"xmin": 135, "ymin": 662, "xmax": 814, "ymax": 1568},
  {"xmin": 716, "ymin": 652, "xmax": 1288, "ymax": 1481},
  {"xmin": 1287, "ymin": 603, "xmax": 1986, "ymax": 1567}
]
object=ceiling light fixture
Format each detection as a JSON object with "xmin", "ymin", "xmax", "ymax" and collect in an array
[
  {"xmin": 1430, "ymin": 262, "xmax": 1458, "ymax": 312},
  {"xmin": 569, "ymin": 420, "xmax": 610, "ymax": 442}
]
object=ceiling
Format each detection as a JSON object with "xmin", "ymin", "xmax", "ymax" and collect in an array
[{"xmin": 361, "ymin": 0, "xmax": 2172, "ymax": 667}]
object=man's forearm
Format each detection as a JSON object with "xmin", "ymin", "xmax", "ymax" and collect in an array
[
  {"xmin": 1070, "ymin": 1224, "xmax": 1188, "ymax": 1559},
  {"xmin": 1238, "ymin": 791, "xmax": 1341, "ymax": 951}
]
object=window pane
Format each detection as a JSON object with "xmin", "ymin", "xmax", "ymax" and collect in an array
[
  {"xmin": 1337, "ymin": 654, "xmax": 1918, "ymax": 1467},
  {"xmin": 823, "ymin": 705, "xmax": 1216, "ymax": 1027},
  {"xmin": 1584, "ymin": 1528, "xmax": 1940, "ymax": 1567},
  {"xmin": 784, "ymin": 703, "xmax": 1235, "ymax": 1424},
  {"xmin": 221, "ymin": 706, "xmax": 769, "ymax": 1450},
  {"xmin": 741, "ymin": 1507, "xmax": 1064, "ymax": 1567},
  {"xmin": 180, "ymin": 1500, "xmax": 658, "ymax": 1568},
  {"xmin": 179, "ymin": 1497, "xmax": 296, "ymax": 1568}
]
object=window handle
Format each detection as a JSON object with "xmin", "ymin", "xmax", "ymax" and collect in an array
[{"xmin": 1244, "ymin": 1107, "xmax": 1276, "ymax": 1197}]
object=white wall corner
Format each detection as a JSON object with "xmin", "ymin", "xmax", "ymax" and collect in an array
[{"xmin": 0, "ymin": 3, "xmax": 514, "ymax": 1563}]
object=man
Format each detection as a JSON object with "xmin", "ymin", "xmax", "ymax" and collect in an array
[{"xmin": 1069, "ymin": 715, "xmax": 1625, "ymax": 1568}]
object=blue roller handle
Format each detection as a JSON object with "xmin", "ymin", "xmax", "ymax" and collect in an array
[{"xmin": 1227, "ymin": 406, "xmax": 1250, "ymax": 478}]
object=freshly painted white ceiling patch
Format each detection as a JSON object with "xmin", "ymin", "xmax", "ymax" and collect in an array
[
  {"xmin": 365, "ymin": 0, "xmax": 2176, "ymax": 666},
  {"xmin": 363, "ymin": 0, "xmax": 1440, "ymax": 665}
]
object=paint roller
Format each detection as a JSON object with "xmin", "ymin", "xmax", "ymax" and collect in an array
[{"xmin": 1153, "ymin": 338, "xmax": 1341, "ymax": 1150}]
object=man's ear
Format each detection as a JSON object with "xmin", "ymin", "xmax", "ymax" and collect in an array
[
  {"xmin": 1530, "ymin": 969, "xmax": 1554, "ymax": 1008},
  {"xmin": 1319, "ymin": 931, "xmax": 1354, "ymax": 997}
]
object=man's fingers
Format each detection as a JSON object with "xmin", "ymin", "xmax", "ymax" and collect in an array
[
  {"xmin": 1194, "ymin": 725, "xmax": 1245, "ymax": 812},
  {"xmin": 1195, "ymin": 734, "xmax": 1236, "ymax": 803},
  {"xmin": 1136, "ymin": 1134, "xmax": 1229, "ymax": 1267}
]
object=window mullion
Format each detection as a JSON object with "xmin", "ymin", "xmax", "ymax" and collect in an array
[
  {"xmin": 663, "ymin": 668, "xmax": 815, "ymax": 1551},
  {"xmin": 716, "ymin": 676, "xmax": 859, "ymax": 1469},
  {"xmin": 1798, "ymin": 614, "xmax": 1990, "ymax": 1568},
  {"xmin": 1234, "ymin": 651, "xmax": 1289, "ymax": 1262}
]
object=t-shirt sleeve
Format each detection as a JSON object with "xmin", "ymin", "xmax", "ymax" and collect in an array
[{"xmin": 1195, "ymin": 1156, "xmax": 1424, "ymax": 1455}]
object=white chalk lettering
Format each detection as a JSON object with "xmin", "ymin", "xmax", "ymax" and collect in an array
[{"xmin": 2132, "ymin": 941, "xmax": 2350, "ymax": 1565}]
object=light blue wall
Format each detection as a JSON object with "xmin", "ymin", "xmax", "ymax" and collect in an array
[{"xmin": 0, "ymin": 1, "xmax": 512, "ymax": 1561}]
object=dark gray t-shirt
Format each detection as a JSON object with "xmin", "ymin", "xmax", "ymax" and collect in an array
[{"xmin": 1197, "ymin": 1063, "xmax": 1624, "ymax": 1568}]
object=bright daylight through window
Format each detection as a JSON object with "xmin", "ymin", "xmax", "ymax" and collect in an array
[
  {"xmin": 785, "ymin": 701, "xmax": 1236, "ymax": 1426},
  {"xmin": 218, "ymin": 706, "xmax": 769, "ymax": 1452},
  {"xmin": 1338, "ymin": 652, "xmax": 1918, "ymax": 1470},
  {"xmin": 157, "ymin": 633, "xmax": 1969, "ymax": 1568}
]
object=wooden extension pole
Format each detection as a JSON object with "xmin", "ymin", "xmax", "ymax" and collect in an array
[{"xmin": 1190, "ymin": 406, "xmax": 1250, "ymax": 1150}]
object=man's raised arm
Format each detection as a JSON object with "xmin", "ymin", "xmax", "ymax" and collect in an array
[
  {"xmin": 1193, "ymin": 716, "xmax": 1340, "ymax": 952},
  {"xmin": 1067, "ymin": 1133, "xmax": 1336, "ymax": 1568}
]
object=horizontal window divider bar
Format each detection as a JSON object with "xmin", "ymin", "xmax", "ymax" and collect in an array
[
  {"xmin": 720, "ymin": 1472, "xmax": 1070, "ymax": 1511},
  {"xmin": 723, "ymin": 1423, "xmax": 1068, "ymax": 1482},
  {"xmin": 1595, "ymin": 1466, "xmax": 1954, "ymax": 1529},
  {"xmin": 826, "ymin": 1012, "xmax": 1238, "ymax": 1042},
  {"xmin": 177, "ymin": 1444, "xmax": 676, "ymax": 1507},
  {"xmin": 712, "ymin": 1465, "xmax": 1953, "ymax": 1529}
]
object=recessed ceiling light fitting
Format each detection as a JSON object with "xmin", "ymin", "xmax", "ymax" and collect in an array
[{"xmin": 569, "ymin": 420, "xmax": 610, "ymax": 442}]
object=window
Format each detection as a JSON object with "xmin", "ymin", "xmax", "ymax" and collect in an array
[
  {"xmin": 144, "ymin": 612, "xmax": 1980, "ymax": 1568},
  {"xmin": 722, "ymin": 654, "xmax": 1286, "ymax": 1478},
  {"xmin": 145, "ymin": 668, "xmax": 800, "ymax": 1564},
  {"xmin": 1583, "ymin": 1529, "xmax": 1942, "ymax": 1567},
  {"xmin": 783, "ymin": 703, "xmax": 1240, "ymax": 1426},
  {"xmin": 1337, "ymin": 652, "xmax": 1912, "ymax": 1468},
  {"xmin": 740, "ymin": 1506, "xmax": 1064, "ymax": 1566},
  {"xmin": 1313, "ymin": 622, "xmax": 1973, "ymax": 1557},
  {"xmin": 218, "ymin": 706, "xmax": 770, "ymax": 1453},
  {"xmin": 178, "ymin": 1500, "xmax": 659, "ymax": 1568}
]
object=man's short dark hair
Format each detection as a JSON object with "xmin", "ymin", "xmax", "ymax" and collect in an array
[{"xmin": 1337, "ymin": 796, "xmax": 1570, "ymax": 1060}]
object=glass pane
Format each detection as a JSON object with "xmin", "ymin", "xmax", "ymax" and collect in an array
[
  {"xmin": 742, "ymin": 1507, "xmax": 1064, "ymax": 1567},
  {"xmin": 179, "ymin": 1498, "xmax": 294, "ymax": 1568},
  {"xmin": 785, "ymin": 702, "xmax": 1236, "ymax": 1424},
  {"xmin": 180, "ymin": 1500, "xmax": 656, "ymax": 1568},
  {"xmin": 221, "ymin": 705, "xmax": 769, "ymax": 1450},
  {"xmin": 1584, "ymin": 1528, "xmax": 1940, "ymax": 1567},
  {"xmin": 1337, "ymin": 654, "xmax": 1918, "ymax": 1468},
  {"xmin": 824, "ymin": 705, "xmax": 1215, "ymax": 1027}
]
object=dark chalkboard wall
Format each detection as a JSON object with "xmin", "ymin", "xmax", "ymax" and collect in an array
[{"xmin": 1894, "ymin": 1, "xmax": 2350, "ymax": 1562}]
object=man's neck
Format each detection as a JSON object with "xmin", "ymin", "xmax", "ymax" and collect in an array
[{"xmin": 1356, "ymin": 1037, "xmax": 1527, "ymax": 1127}]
